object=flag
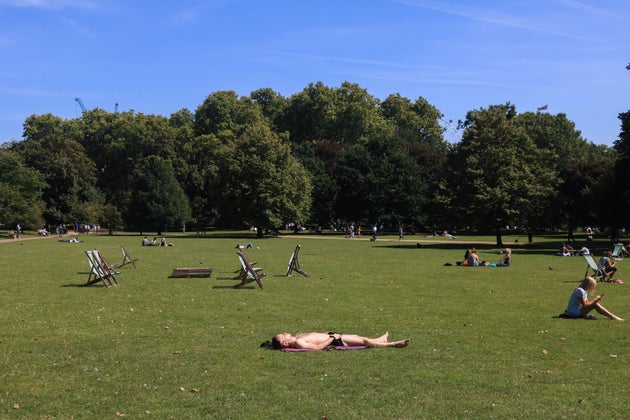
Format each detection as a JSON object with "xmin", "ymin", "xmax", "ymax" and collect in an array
[{"xmin": 537, "ymin": 105, "xmax": 548, "ymax": 111}]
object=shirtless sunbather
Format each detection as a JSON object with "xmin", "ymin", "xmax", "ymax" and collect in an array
[{"xmin": 261, "ymin": 331, "xmax": 410, "ymax": 350}]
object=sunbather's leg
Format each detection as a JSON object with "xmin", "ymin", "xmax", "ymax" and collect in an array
[{"xmin": 341, "ymin": 334, "xmax": 409, "ymax": 348}]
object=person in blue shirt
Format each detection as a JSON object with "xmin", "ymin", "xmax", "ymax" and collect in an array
[{"xmin": 565, "ymin": 277, "xmax": 623, "ymax": 320}]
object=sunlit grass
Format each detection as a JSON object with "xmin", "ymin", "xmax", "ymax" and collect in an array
[{"xmin": 0, "ymin": 232, "xmax": 627, "ymax": 418}]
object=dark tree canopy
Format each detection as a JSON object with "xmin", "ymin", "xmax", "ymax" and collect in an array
[
  {"xmin": 1, "ymin": 78, "xmax": 623, "ymax": 236},
  {"xmin": 128, "ymin": 155, "xmax": 192, "ymax": 234},
  {"xmin": 0, "ymin": 148, "xmax": 46, "ymax": 229},
  {"xmin": 438, "ymin": 104, "xmax": 558, "ymax": 245}
]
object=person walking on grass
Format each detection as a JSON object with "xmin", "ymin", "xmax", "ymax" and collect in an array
[{"xmin": 565, "ymin": 276, "xmax": 623, "ymax": 320}]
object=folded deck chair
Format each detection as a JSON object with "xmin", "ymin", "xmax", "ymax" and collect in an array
[
  {"xmin": 119, "ymin": 244, "xmax": 138, "ymax": 268},
  {"xmin": 234, "ymin": 250, "xmax": 265, "ymax": 289},
  {"xmin": 286, "ymin": 244, "xmax": 310, "ymax": 277},
  {"xmin": 611, "ymin": 243, "xmax": 628, "ymax": 259},
  {"xmin": 93, "ymin": 249, "xmax": 121, "ymax": 279},
  {"xmin": 583, "ymin": 254, "xmax": 611, "ymax": 282},
  {"xmin": 85, "ymin": 250, "xmax": 118, "ymax": 287}
]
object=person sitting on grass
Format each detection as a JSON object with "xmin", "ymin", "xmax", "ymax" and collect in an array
[
  {"xmin": 467, "ymin": 248, "xmax": 489, "ymax": 266},
  {"xmin": 599, "ymin": 251, "xmax": 617, "ymax": 280},
  {"xmin": 557, "ymin": 243, "xmax": 575, "ymax": 256},
  {"xmin": 261, "ymin": 331, "xmax": 410, "ymax": 350},
  {"xmin": 491, "ymin": 248, "xmax": 511, "ymax": 267},
  {"xmin": 564, "ymin": 276, "xmax": 623, "ymax": 320}
]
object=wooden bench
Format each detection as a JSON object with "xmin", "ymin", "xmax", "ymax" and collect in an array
[{"xmin": 170, "ymin": 267, "xmax": 212, "ymax": 278}]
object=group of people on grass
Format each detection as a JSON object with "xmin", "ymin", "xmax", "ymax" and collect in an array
[
  {"xmin": 557, "ymin": 243, "xmax": 590, "ymax": 256},
  {"xmin": 261, "ymin": 242, "xmax": 624, "ymax": 351},
  {"xmin": 457, "ymin": 247, "xmax": 511, "ymax": 267},
  {"xmin": 557, "ymin": 243, "xmax": 619, "ymax": 281},
  {"xmin": 141, "ymin": 236, "xmax": 172, "ymax": 247},
  {"xmin": 261, "ymin": 274, "xmax": 623, "ymax": 351}
]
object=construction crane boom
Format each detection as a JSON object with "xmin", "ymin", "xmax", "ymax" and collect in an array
[{"xmin": 75, "ymin": 97, "xmax": 87, "ymax": 112}]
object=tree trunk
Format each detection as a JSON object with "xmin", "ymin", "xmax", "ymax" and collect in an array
[
  {"xmin": 256, "ymin": 226, "xmax": 263, "ymax": 238},
  {"xmin": 495, "ymin": 226, "xmax": 503, "ymax": 247}
]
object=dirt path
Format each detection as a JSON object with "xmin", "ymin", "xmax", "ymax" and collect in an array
[{"xmin": 0, "ymin": 234, "xmax": 66, "ymax": 244}]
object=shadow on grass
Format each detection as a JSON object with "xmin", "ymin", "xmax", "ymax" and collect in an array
[
  {"xmin": 211, "ymin": 285, "xmax": 258, "ymax": 290},
  {"xmin": 370, "ymin": 242, "xmax": 608, "ymax": 257},
  {"xmin": 61, "ymin": 283, "xmax": 106, "ymax": 288}
]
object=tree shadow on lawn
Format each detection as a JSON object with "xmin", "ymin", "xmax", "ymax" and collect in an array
[
  {"xmin": 61, "ymin": 282, "xmax": 107, "ymax": 288},
  {"xmin": 370, "ymin": 241, "xmax": 620, "ymax": 257}
]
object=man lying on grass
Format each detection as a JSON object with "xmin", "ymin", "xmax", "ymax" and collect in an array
[{"xmin": 261, "ymin": 331, "xmax": 409, "ymax": 350}]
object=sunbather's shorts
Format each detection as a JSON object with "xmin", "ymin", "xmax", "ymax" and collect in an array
[{"xmin": 328, "ymin": 332, "xmax": 344, "ymax": 346}]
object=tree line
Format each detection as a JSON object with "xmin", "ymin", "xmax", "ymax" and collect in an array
[{"xmin": 1, "ymin": 69, "xmax": 629, "ymax": 244}]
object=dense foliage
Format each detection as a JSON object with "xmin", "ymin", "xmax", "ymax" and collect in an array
[{"xmin": 1, "ymin": 70, "xmax": 628, "ymax": 241}]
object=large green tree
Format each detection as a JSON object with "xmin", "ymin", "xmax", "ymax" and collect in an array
[
  {"xmin": 209, "ymin": 123, "xmax": 312, "ymax": 236},
  {"xmin": 127, "ymin": 155, "xmax": 192, "ymax": 234},
  {"xmin": 611, "ymin": 63, "xmax": 630, "ymax": 229},
  {"xmin": 194, "ymin": 91, "xmax": 265, "ymax": 136},
  {"xmin": 0, "ymin": 148, "xmax": 46, "ymax": 229},
  {"xmin": 438, "ymin": 104, "xmax": 558, "ymax": 246},
  {"xmin": 16, "ymin": 114, "xmax": 102, "ymax": 224},
  {"xmin": 515, "ymin": 111, "xmax": 614, "ymax": 235},
  {"xmin": 78, "ymin": 109, "xmax": 186, "ymax": 227},
  {"xmin": 333, "ymin": 136, "xmax": 428, "ymax": 229}
]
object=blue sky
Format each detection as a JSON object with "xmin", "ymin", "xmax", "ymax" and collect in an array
[{"xmin": 1, "ymin": 0, "xmax": 629, "ymax": 145}]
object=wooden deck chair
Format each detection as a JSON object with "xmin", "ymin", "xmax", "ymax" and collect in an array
[
  {"xmin": 286, "ymin": 244, "xmax": 310, "ymax": 277},
  {"xmin": 611, "ymin": 243, "xmax": 628, "ymax": 259},
  {"xmin": 119, "ymin": 244, "xmax": 138, "ymax": 268},
  {"xmin": 96, "ymin": 249, "xmax": 121, "ymax": 270},
  {"xmin": 93, "ymin": 250, "xmax": 121, "ymax": 280},
  {"xmin": 234, "ymin": 250, "xmax": 265, "ymax": 289},
  {"xmin": 85, "ymin": 250, "xmax": 118, "ymax": 287},
  {"xmin": 583, "ymin": 254, "xmax": 611, "ymax": 282}
]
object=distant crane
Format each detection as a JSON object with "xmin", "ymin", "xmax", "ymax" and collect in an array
[{"xmin": 75, "ymin": 97, "xmax": 87, "ymax": 112}]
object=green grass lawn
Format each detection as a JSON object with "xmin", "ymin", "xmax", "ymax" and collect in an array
[{"xmin": 0, "ymin": 232, "xmax": 627, "ymax": 418}]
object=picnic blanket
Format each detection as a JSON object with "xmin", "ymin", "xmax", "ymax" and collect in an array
[{"xmin": 282, "ymin": 345, "xmax": 368, "ymax": 352}]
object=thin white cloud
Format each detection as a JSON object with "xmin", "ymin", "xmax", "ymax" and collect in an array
[
  {"xmin": 554, "ymin": 0, "xmax": 617, "ymax": 17},
  {"xmin": 0, "ymin": 0, "xmax": 98, "ymax": 9},
  {"xmin": 169, "ymin": 0, "xmax": 238, "ymax": 25},
  {"xmin": 61, "ymin": 17, "xmax": 96, "ymax": 36},
  {"xmin": 251, "ymin": 48, "xmax": 507, "ymax": 89},
  {"xmin": 256, "ymin": 48, "xmax": 413, "ymax": 70},
  {"xmin": 171, "ymin": 9, "xmax": 197, "ymax": 24},
  {"xmin": 389, "ymin": 0, "xmax": 588, "ymax": 40},
  {"xmin": 0, "ymin": 84, "xmax": 66, "ymax": 97}
]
